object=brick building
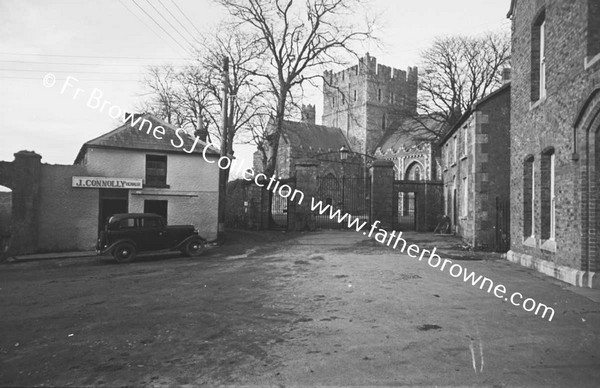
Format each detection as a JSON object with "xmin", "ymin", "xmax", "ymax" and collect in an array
[
  {"xmin": 439, "ymin": 84, "xmax": 511, "ymax": 251},
  {"xmin": 507, "ymin": 0, "xmax": 600, "ymax": 287}
]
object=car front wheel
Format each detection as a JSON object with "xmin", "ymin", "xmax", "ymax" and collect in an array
[
  {"xmin": 184, "ymin": 237, "xmax": 205, "ymax": 257},
  {"xmin": 113, "ymin": 242, "xmax": 136, "ymax": 263}
]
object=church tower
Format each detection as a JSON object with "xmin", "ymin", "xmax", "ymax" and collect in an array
[{"xmin": 322, "ymin": 54, "xmax": 418, "ymax": 155}]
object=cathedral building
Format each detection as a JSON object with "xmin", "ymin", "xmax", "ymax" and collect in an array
[{"xmin": 258, "ymin": 54, "xmax": 439, "ymax": 182}]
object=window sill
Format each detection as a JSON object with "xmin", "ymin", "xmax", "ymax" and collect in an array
[
  {"xmin": 529, "ymin": 96, "xmax": 546, "ymax": 111},
  {"xmin": 541, "ymin": 239, "xmax": 557, "ymax": 253},
  {"xmin": 143, "ymin": 184, "xmax": 170, "ymax": 189},
  {"xmin": 585, "ymin": 53, "xmax": 600, "ymax": 70},
  {"xmin": 451, "ymin": 162, "xmax": 457, "ymax": 167},
  {"xmin": 460, "ymin": 154, "xmax": 467, "ymax": 161},
  {"xmin": 523, "ymin": 236, "xmax": 536, "ymax": 248}
]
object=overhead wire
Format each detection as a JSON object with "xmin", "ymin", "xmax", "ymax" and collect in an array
[
  {"xmin": 169, "ymin": 0, "xmax": 203, "ymax": 37},
  {"xmin": 0, "ymin": 69, "xmax": 142, "ymax": 74},
  {"xmin": 0, "ymin": 60, "xmax": 188, "ymax": 67},
  {"xmin": 156, "ymin": 0, "xmax": 200, "ymax": 44},
  {"xmin": 142, "ymin": 0, "xmax": 197, "ymax": 51},
  {"xmin": 131, "ymin": 0, "xmax": 192, "ymax": 55},
  {"xmin": 0, "ymin": 52, "xmax": 190, "ymax": 61},
  {"xmin": 0, "ymin": 76, "xmax": 140, "ymax": 82},
  {"xmin": 118, "ymin": 0, "xmax": 187, "ymax": 57}
]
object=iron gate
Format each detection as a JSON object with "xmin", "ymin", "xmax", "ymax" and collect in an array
[
  {"xmin": 315, "ymin": 175, "xmax": 370, "ymax": 229},
  {"xmin": 392, "ymin": 180, "xmax": 444, "ymax": 232},
  {"xmin": 395, "ymin": 191, "xmax": 417, "ymax": 230},
  {"xmin": 269, "ymin": 178, "xmax": 295, "ymax": 229}
]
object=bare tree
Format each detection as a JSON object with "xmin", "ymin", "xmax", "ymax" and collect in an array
[
  {"xmin": 408, "ymin": 31, "xmax": 511, "ymax": 141},
  {"xmin": 216, "ymin": 0, "xmax": 375, "ymax": 178},
  {"xmin": 141, "ymin": 65, "xmax": 185, "ymax": 127},
  {"xmin": 139, "ymin": 28, "xmax": 268, "ymax": 159},
  {"xmin": 195, "ymin": 29, "xmax": 268, "ymax": 156}
]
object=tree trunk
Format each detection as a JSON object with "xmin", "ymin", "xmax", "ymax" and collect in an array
[{"xmin": 260, "ymin": 89, "xmax": 287, "ymax": 228}]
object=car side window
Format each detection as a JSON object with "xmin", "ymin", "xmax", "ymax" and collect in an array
[{"xmin": 118, "ymin": 218, "xmax": 136, "ymax": 229}]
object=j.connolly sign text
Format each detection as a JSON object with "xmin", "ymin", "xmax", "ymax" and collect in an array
[{"xmin": 72, "ymin": 176, "xmax": 143, "ymax": 189}]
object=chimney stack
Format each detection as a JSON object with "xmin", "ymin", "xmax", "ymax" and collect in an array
[
  {"xmin": 502, "ymin": 68, "xmax": 512, "ymax": 84},
  {"xmin": 194, "ymin": 116, "xmax": 209, "ymax": 142},
  {"xmin": 124, "ymin": 112, "xmax": 143, "ymax": 122}
]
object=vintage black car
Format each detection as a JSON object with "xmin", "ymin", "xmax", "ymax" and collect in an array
[{"xmin": 96, "ymin": 213, "xmax": 206, "ymax": 263}]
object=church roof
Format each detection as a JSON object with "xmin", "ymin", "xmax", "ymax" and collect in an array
[
  {"xmin": 376, "ymin": 116, "xmax": 443, "ymax": 154},
  {"xmin": 280, "ymin": 119, "xmax": 350, "ymax": 152},
  {"xmin": 74, "ymin": 113, "xmax": 219, "ymax": 164}
]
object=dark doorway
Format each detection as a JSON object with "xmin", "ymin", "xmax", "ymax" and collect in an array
[
  {"xmin": 99, "ymin": 189, "xmax": 128, "ymax": 232},
  {"xmin": 453, "ymin": 188, "xmax": 458, "ymax": 227},
  {"xmin": 144, "ymin": 200, "xmax": 168, "ymax": 220},
  {"xmin": 495, "ymin": 196, "xmax": 510, "ymax": 252}
]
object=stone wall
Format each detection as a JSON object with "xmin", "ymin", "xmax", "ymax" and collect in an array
[
  {"xmin": 0, "ymin": 191, "xmax": 11, "ymax": 233},
  {"xmin": 37, "ymin": 163, "xmax": 98, "ymax": 252}
]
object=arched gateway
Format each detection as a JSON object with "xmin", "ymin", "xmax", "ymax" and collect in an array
[{"xmin": 576, "ymin": 87, "xmax": 600, "ymax": 285}]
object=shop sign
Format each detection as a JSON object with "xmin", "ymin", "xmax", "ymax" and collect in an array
[{"xmin": 72, "ymin": 176, "xmax": 143, "ymax": 189}]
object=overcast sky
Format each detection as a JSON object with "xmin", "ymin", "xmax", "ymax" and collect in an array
[{"xmin": 0, "ymin": 0, "xmax": 510, "ymax": 184}]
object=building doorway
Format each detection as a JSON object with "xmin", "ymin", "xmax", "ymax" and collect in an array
[{"xmin": 98, "ymin": 189, "xmax": 128, "ymax": 232}]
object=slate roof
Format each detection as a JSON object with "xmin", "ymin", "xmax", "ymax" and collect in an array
[
  {"xmin": 279, "ymin": 119, "xmax": 350, "ymax": 152},
  {"xmin": 376, "ymin": 116, "xmax": 444, "ymax": 153},
  {"xmin": 438, "ymin": 83, "xmax": 510, "ymax": 146},
  {"xmin": 74, "ymin": 113, "xmax": 219, "ymax": 164}
]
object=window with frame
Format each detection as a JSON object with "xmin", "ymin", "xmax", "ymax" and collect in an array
[
  {"xmin": 353, "ymin": 90, "xmax": 357, "ymax": 102},
  {"xmin": 463, "ymin": 125, "xmax": 469, "ymax": 156},
  {"xmin": 453, "ymin": 136, "xmax": 458, "ymax": 163},
  {"xmin": 445, "ymin": 144, "xmax": 449, "ymax": 168},
  {"xmin": 523, "ymin": 156, "xmax": 535, "ymax": 238},
  {"xmin": 541, "ymin": 148, "xmax": 555, "ymax": 240},
  {"xmin": 531, "ymin": 10, "xmax": 546, "ymax": 101},
  {"xmin": 145, "ymin": 155, "xmax": 167, "ymax": 187},
  {"xmin": 462, "ymin": 176, "xmax": 468, "ymax": 217}
]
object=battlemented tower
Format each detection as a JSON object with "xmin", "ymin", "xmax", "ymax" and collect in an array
[{"xmin": 322, "ymin": 53, "xmax": 418, "ymax": 155}]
